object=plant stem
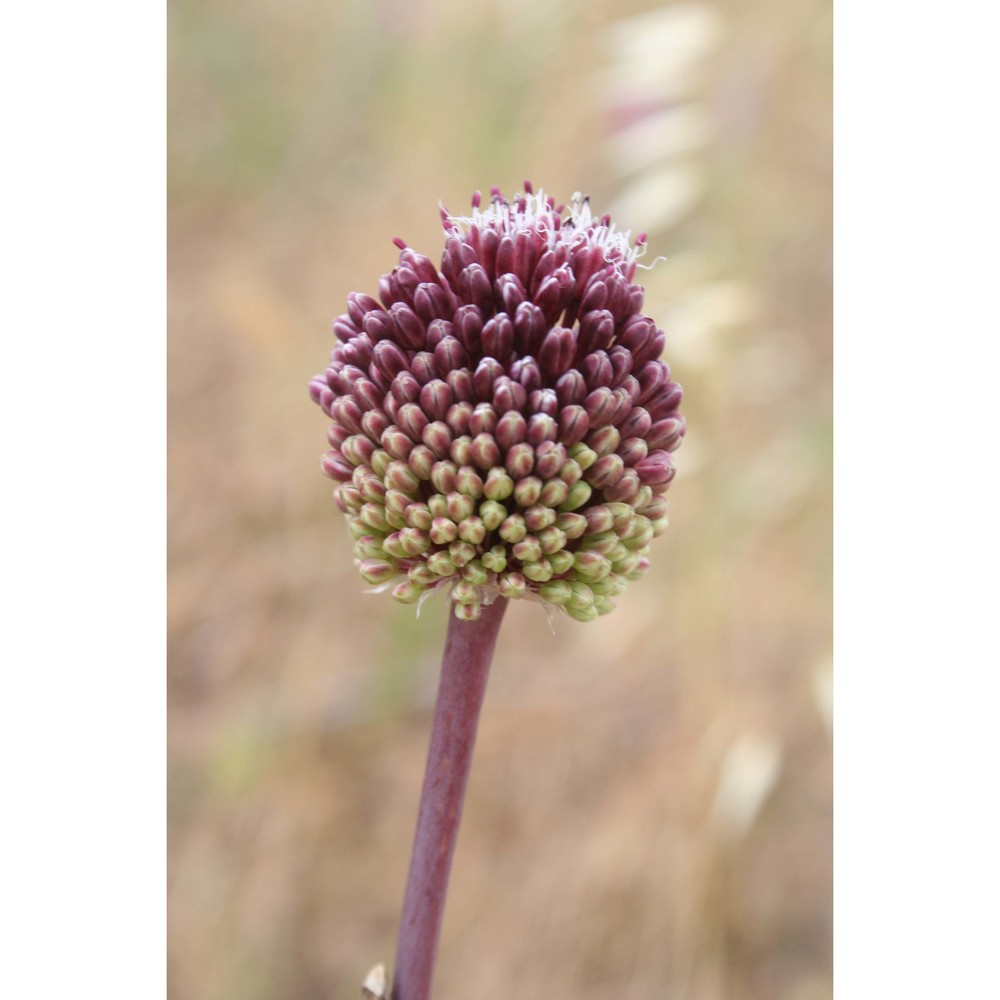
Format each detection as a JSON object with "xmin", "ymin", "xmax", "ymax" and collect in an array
[{"xmin": 391, "ymin": 597, "xmax": 508, "ymax": 1000}]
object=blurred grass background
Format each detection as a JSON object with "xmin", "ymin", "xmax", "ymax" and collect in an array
[{"xmin": 168, "ymin": 1, "xmax": 831, "ymax": 997}]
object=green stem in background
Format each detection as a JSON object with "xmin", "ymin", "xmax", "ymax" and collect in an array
[{"xmin": 391, "ymin": 598, "xmax": 509, "ymax": 1000}]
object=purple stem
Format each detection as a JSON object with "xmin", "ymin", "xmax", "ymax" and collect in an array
[{"xmin": 391, "ymin": 597, "xmax": 509, "ymax": 1000}]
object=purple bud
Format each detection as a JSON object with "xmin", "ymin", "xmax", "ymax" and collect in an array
[
  {"xmin": 389, "ymin": 372, "xmax": 421, "ymax": 406},
  {"xmin": 584, "ymin": 387, "xmax": 615, "ymax": 428},
  {"xmin": 372, "ymin": 340, "xmax": 408, "ymax": 381},
  {"xmin": 361, "ymin": 409, "xmax": 390, "ymax": 441},
  {"xmin": 410, "ymin": 352, "xmax": 439, "ymax": 385},
  {"xmin": 454, "ymin": 304, "xmax": 484, "ymax": 355},
  {"xmin": 347, "ymin": 292, "xmax": 381, "ymax": 326},
  {"xmin": 576, "ymin": 309, "xmax": 616, "ymax": 358},
  {"xmin": 449, "ymin": 435, "xmax": 473, "ymax": 466},
  {"xmin": 496, "ymin": 273, "xmax": 526, "ymax": 313},
  {"xmin": 527, "ymin": 388, "xmax": 559, "ymax": 419},
  {"xmin": 398, "ymin": 248, "xmax": 440, "ymax": 284},
  {"xmin": 632, "ymin": 327, "xmax": 666, "ymax": 368},
  {"xmin": 362, "ymin": 310, "xmax": 394, "ymax": 343},
  {"xmin": 459, "ymin": 263, "xmax": 493, "ymax": 312},
  {"xmin": 580, "ymin": 279, "xmax": 609, "ymax": 313},
  {"xmin": 434, "ymin": 335, "xmax": 469, "ymax": 373},
  {"xmin": 493, "ymin": 376, "xmax": 527, "ymax": 414},
  {"xmin": 431, "ymin": 460, "xmax": 458, "ymax": 494},
  {"xmin": 539, "ymin": 326, "xmax": 577, "ymax": 379},
  {"xmin": 389, "ymin": 302, "xmax": 426, "ymax": 350},
  {"xmin": 646, "ymin": 416, "xmax": 686, "ymax": 452},
  {"xmin": 446, "ymin": 368, "xmax": 475, "ymax": 403},
  {"xmin": 321, "ymin": 451, "xmax": 354, "ymax": 482},
  {"xmin": 618, "ymin": 437, "xmax": 649, "ymax": 466},
  {"xmin": 381, "ymin": 426, "xmax": 415, "ymax": 461},
  {"xmin": 419, "ymin": 379, "xmax": 454, "ymax": 421},
  {"xmin": 506, "ymin": 442, "xmax": 535, "ymax": 480},
  {"xmin": 397, "ymin": 402, "xmax": 430, "ymax": 441},
  {"xmin": 495, "ymin": 235, "xmax": 515, "ymax": 277},
  {"xmin": 636, "ymin": 361, "xmax": 670, "ymax": 406},
  {"xmin": 446, "ymin": 401, "xmax": 473, "ymax": 436},
  {"xmin": 407, "ymin": 444, "xmax": 435, "ymax": 480},
  {"xmin": 582, "ymin": 351, "xmax": 614, "ymax": 389},
  {"xmin": 473, "ymin": 357, "xmax": 504, "ymax": 400},
  {"xmin": 481, "ymin": 313, "xmax": 515, "ymax": 362},
  {"xmin": 608, "ymin": 345, "xmax": 634, "ymax": 384},
  {"xmin": 352, "ymin": 377, "xmax": 382, "ymax": 413},
  {"xmin": 326, "ymin": 424, "xmax": 350, "ymax": 449},
  {"xmin": 604, "ymin": 468, "xmax": 642, "ymax": 503},
  {"xmin": 588, "ymin": 453, "xmax": 625, "ymax": 489},
  {"xmin": 587, "ymin": 425, "xmax": 621, "ymax": 458},
  {"xmin": 527, "ymin": 413, "xmax": 558, "ymax": 445},
  {"xmin": 469, "ymin": 434, "xmax": 501, "ymax": 470},
  {"xmin": 558, "ymin": 404, "xmax": 589, "ymax": 446},
  {"xmin": 421, "ymin": 420, "xmax": 453, "ymax": 459},
  {"xmin": 635, "ymin": 450, "xmax": 676, "ymax": 486},
  {"xmin": 333, "ymin": 315, "xmax": 359, "ymax": 344},
  {"xmin": 469, "ymin": 403, "xmax": 498, "ymax": 437},
  {"xmin": 495, "ymin": 411, "xmax": 527, "ymax": 450},
  {"xmin": 334, "ymin": 397, "xmax": 364, "ymax": 434},
  {"xmin": 555, "ymin": 369, "xmax": 588, "ymax": 406},
  {"xmin": 425, "ymin": 318, "xmax": 453, "ymax": 349},
  {"xmin": 412, "ymin": 282, "xmax": 449, "ymax": 324},
  {"xmin": 513, "ymin": 301, "xmax": 547, "ymax": 356},
  {"xmin": 533, "ymin": 441, "xmax": 567, "ymax": 480}
]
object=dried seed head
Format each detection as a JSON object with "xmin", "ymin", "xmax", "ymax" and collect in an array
[{"xmin": 312, "ymin": 186, "xmax": 684, "ymax": 619}]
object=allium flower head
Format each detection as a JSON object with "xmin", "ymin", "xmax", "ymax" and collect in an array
[{"xmin": 310, "ymin": 184, "xmax": 685, "ymax": 622}]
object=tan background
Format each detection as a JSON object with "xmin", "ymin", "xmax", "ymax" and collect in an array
[{"xmin": 168, "ymin": 1, "xmax": 831, "ymax": 997}]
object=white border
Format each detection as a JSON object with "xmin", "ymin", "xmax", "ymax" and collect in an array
[
  {"xmin": 836, "ymin": 2, "xmax": 1000, "ymax": 995},
  {"xmin": 1, "ymin": 2, "xmax": 165, "ymax": 996}
]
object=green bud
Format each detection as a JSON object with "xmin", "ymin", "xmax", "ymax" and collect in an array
[
  {"xmin": 452, "ymin": 579, "xmax": 478, "ymax": 604},
  {"xmin": 512, "ymin": 536, "xmax": 542, "ymax": 564},
  {"xmin": 538, "ymin": 526, "xmax": 567, "ymax": 554},
  {"xmin": 499, "ymin": 513, "xmax": 527, "ymax": 544},
  {"xmin": 481, "ymin": 545, "xmax": 508, "ymax": 573},
  {"xmin": 447, "ymin": 492, "xmax": 476, "ymax": 522},
  {"xmin": 381, "ymin": 532, "xmax": 408, "ymax": 560},
  {"xmin": 573, "ymin": 550, "xmax": 612, "ymax": 580},
  {"xmin": 484, "ymin": 467, "xmax": 515, "ymax": 501},
  {"xmin": 498, "ymin": 571, "xmax": 526, "ymax": 599},
  {"xmin": 429, "ymin": 517, "xmax": 459, "ymax": 545},
  {"xmin": 449, "ymin": 435, "xmax": 473, "ymax": 467},
  {"xmin": 555, "ymin": 512, "xmax": 588, "ymax": 539},
  {"xmin": 650, "ymin": 515, "xmax": 670, "ymax": 536},
  {"xmin": 456, "ymin": 465, "xmax": 485, "ymax": 498},
  {"xmin": 454, "ymin": 599, "xmax": 482, "ymax": 621},
  {"xmin": 522, "ymin": 558, "xmax": 553, "ymax": 583},
  {"xmin": 579, "ymin": 530, "xmax": 619, "ymax": 555},
  {"xmin": 360, "ymin": 502, "xmax": 391, "ymax": 532},
  {"xmin": 568, "ymin": 443, "xmax": 597, "ymax": 470},
  {"xmin": 461, "ymin": 560, "xmax": 489, "ymax": 586},
  {"xmin": 568, "ymin": 581, "xmax": 595, "ymax": 610},
  {"xmin": 427, "ymin": 493, "xmax": 449, "ymax": 519},
  {"xmin": 392, "ymin": 579, "xmax": 423, "ymax": 604},
  {"xmin": 588, "ymin": 425, "xmax": 620, "ymax": 457},
  {"xmin": 385, "ymin": 508, "xmax": 406, "ymax": 530},
  {"xmin": 539, "ymin": 479, "xmax": 569, "ymax": 508},
  {"xmin": 593, "ymin": 595, "xmax": 616, "ymax": 616},
  {"xmin": 430, "ymin": 461, "xmax": 458, "ymax": 494},
  {"xmin": 348, "ymin": 517, "xmax": 376, "ymax": 541},
  {"xmin": 405, "ymin": 502, "xmax": 432, "ymax": 531},
  {"xmin": 449, "ymin": 540, "xmax": 477, "ymax": 567},
  {"xmin": 458, "ymin": 516, "xmax": 486, "ymax": 546},
  {"xmin": 426, "ymin": 551, "xmax": 456, "ymax": 577},
  {"xmin": 359, "ymin": 559, "xmax": 395, "ymax": 585},
  {"xmin": 559, "ymin": 459, "xmax": 583, "ymax": 486},
  {"xmin": 354, "ymin": 535, "xmax": 385, "ymax": 560},
  {"xmin": 548, "ymin": 550, "xmax": 575, "ymax": 575},
  {"xmin": 560, "ymin": 481, "xmax": 593, "ymax": 511},
  {"xmin": 370, "ymin": 449, "xmax": 391, "ymax": 478},
  {"xmin": 539, "ymin": 580, "xmax": 573, "ymax": 605},
  {"xmin": 523, "ymin": 504, "xmax": 557, "ymax": 532},
  {"xmin": 479, "ymin": 499, "xmax": 507, "ymax": 531},
  {"xmin": 408, "ymin": 563, "xmax": 438, "ymax": 586},
  {"xmin": 566, "ymin": 602, "xmax": 599, "ymax": 623},
  {"xmin": 513, "ymin": 476, "xmax": 543, "ymax": 508}
]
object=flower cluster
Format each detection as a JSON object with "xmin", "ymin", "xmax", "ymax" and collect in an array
[{"xmin": 310, "ymin": 185, "xmax": 684, "ymax": 621}]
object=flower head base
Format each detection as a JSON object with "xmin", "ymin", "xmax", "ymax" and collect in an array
[{"xmin": 310, "ymin": 185, "xmax": 684, "ymax": 621}]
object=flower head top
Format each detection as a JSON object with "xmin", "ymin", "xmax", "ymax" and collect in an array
[{"xmin": 310, "ymin": 184, "xmax": 684, "ymax": 622}]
